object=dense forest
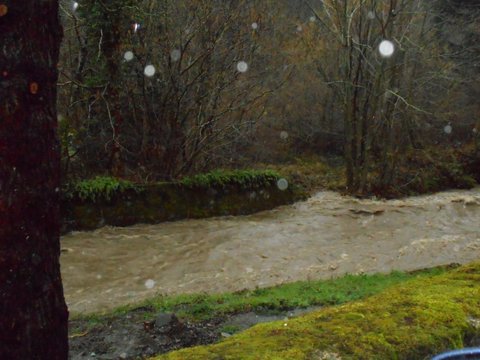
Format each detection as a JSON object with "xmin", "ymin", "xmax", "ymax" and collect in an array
[{"xmin": 57, "ymin": 0, "xmax": 480, "ymax": 195}]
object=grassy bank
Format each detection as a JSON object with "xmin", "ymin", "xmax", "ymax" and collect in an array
[
  {"xmin": 154, "ymin": 262, "xmax": 480, "ymax": 360},
  {"xmin": 71, "ymin": 266, "xmax": 450, "ymax": 330}
]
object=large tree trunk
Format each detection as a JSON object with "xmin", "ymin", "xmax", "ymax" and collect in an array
[{"xmin": 0, "ymin": 1, "xmax": 68, "ymax": 359}]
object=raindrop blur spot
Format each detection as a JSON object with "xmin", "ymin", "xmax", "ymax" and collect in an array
[
  {"xmin": 133, "ymin": 23, "xmax": 141, "ymax": 33},
  {"xmin": 96, "ymin": 274, "xmax": 102, "ymax": 280},
  {"xmin": 144, "ymin": 65, "xmax": 156, "ymax": 77},
  {"xmin": 72, "ymin": 1, "xmax": 79, "ymax": 11},
  {"xmin": 444, "ymin": 124, "xmax": 452, "ymax": 134},
  {"xmin": 309, "ymin": 16, "xmax": 316, "ymax": 22},
  {"xmin": 145, "ymin": 279, "xmax": 155, "ymax": 289},
  {"xmin": 473, "ymin": 128, "xmax": 478, "ymax": 134},
  {"xmin": 378, "ymin": 40, "xmax": 395, "ymax": 58},
  {"xmin": 277, "ymin": 178, "xmax": 289, "ymax": 191},
  {"xmin": 251, "ymin": 22, "xmax": 258, "ymax": 30},
  {"xmin": 170, "ymin": 49, "xmax": 181, "ymax": 62},
  {"xmin": 236, "ymin": 61, "xmax": 248, "ymax": 73},
  {"xmin": 367, "ymin": 11, "xmax": 375, "ymax": 20},
  {"xmin": 296, "ymin": 25, "xmax": 303, "ymax": 32},
  {"xmin": 280, "ymin": 131, "xmax": 289, "ymax": 140},
  {"xmin": 124, "ymin": 51, "xmax": 134, "ymax": 62}
]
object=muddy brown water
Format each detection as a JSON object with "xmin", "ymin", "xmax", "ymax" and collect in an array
[{"xmin": 61, "ymin": 188, "xmax": 480, "ymax": 315}]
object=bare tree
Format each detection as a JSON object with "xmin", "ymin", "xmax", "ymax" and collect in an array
[
  {"xmin": 58, "ymin": 0, "xmax": 275, "ymax": 180},
  {"xmin": 304, "ymin": 0, "xmax": 470, "ymax": 194}
]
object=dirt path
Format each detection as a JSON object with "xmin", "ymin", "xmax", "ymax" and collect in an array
[{"xmin": 61, "ymin": 188, "xmax": 480, "ymax": 314}]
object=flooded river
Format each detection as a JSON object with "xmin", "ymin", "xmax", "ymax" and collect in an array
[{"xmin": 61, "ymin": 188, "xmax": 480, "ymax": 314}]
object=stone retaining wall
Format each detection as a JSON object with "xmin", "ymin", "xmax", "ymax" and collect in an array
[{"xmin": 62, "ymin": 182, "xmax": 306, "ymax": 233}]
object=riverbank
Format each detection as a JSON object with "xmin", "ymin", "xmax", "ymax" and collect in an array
[
  {"xmin": 61, "ymin": 146, "xmax": 479, "ymax": 232},
  {"xmin": 61, "ymin": 170, "xmax": 306, "ymax": 232},
  {"xmin": 69, "ymin": 266, "xmax": 451, "ymax": 359},
  {"xmin": 262, "ymin": 146, "xmax": 479, "ymax": 198},
  {"xmin": 155, "ymin": 262, "xmax": 480, "ymax": 360}
]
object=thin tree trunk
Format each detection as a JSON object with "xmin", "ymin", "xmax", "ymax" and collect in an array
[{"xmin": 0, "ymin": 1, "xmax": 69, "ymax": 359}]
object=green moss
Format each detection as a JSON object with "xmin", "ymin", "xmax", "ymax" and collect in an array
[
  {"xmin": 154, "ymin": 263, "xmax": 480, "ymax": 360},
  {"xmin": 180, "ymin": 169, "xmax": 281, "ymax": 189},
  {"xmin": 65, "ymin": 176, "xmax": 141, "ymax": 202}
]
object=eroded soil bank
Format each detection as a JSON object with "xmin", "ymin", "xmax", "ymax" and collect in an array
[{"xmin": 61, "ymin": 188, "xmax": 480, "ymax": 314}]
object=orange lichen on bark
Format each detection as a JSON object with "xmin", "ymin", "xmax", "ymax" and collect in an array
[
  {"xmin": 29, "ymin": 82, "xmax": 39, "ymax": 95},
  {"xmin": 0, "ymin": 4, "xmax": 8, "ymax": 17}
]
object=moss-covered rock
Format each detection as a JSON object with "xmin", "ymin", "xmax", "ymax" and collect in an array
[{"xmin": 154, "ymin": 263, "xmax": 480, "ymax": 360}]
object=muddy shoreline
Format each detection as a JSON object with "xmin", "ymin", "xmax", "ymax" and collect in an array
[{"xmin": 69, "ymin": 306, "xmax": 319, "ymax": 359}]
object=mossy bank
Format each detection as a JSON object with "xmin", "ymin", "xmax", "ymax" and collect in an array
[
  {"xmin": 62, "ymin": 170, "xmax": 306, "ymax": 232},
  {"xmin": 69, "ymin": 267, "xmax": 450, "ymax": 359},
  {"xmin": 154, "ymin": 262, "xmax": 480, "ymax": 360}
]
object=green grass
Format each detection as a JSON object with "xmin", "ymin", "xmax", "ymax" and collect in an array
[
  {"xmin": 155, "ymin": 262, "xmax": 480, "ymax": 360},
  {"xmin": 179, "ymin": 169, "xmax": 282, "ymax": 189},
  {"xmin": 71, "ymin": 266, "xmax": 450, "ymax": 328}
]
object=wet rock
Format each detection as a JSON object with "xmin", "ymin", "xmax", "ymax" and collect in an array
[
  {"xmin": 154, "ymin": 313, "xmax": 184, "ymax": 334},
  {"xmin": 155, "ymin": 313, "xmax": 176, "ymax": 327},
  {"xmin": 349, "ymin": 208, "xmax": 385, "ymax": 216}
]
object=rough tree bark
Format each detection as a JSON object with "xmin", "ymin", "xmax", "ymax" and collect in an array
[{"xmin": 0, "ymin": 1, "xmax": 68, "ymax": 359}]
